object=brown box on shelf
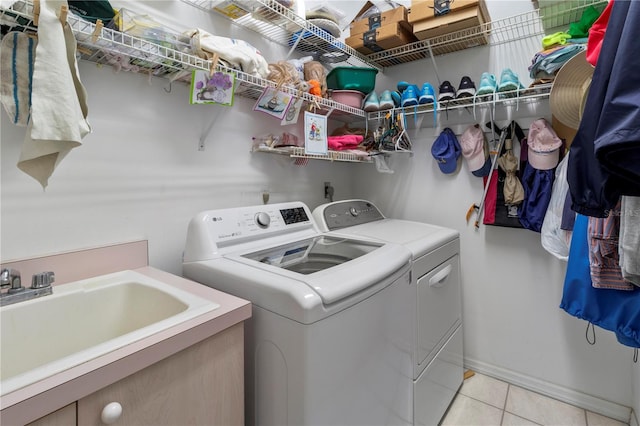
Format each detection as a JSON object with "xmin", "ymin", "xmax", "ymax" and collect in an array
[
  {"xmin": 408, "ymin": 0, "xmax": 480, "ymax": 23},
  {"xmin": 346, "ymin": 22, "xmax": 417, "ymax": 55},
  {"xmin": 350, "ymin": 5, "xmax": 410, "ymax": 36},
  {"xmin": 411, "ymin": 0, "xmax": 491, "ymax": 54}
]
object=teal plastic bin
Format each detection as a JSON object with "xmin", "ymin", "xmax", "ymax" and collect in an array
[{"xmin": 326, "ymin": 67, "xmax": 378, "ymax": 94}]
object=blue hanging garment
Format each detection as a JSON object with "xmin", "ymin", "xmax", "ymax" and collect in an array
[
  {"xmin": 518, "ymin": 162, "xmax": 555, "ymax": 232},
  {"xmin": 560, "ymin": 214, "xmax": 640, "ymax": 348}
]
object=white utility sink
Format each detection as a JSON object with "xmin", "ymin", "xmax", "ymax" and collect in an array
[{"xmin": 0, "ymin": 270, "xmax": 219, "ymax": 396}]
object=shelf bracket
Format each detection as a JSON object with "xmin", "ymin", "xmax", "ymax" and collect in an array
[
  {"xmin": 285, "ymin": 33, "xmax": 302, "ymax": 60},
  {"xmin": 199, "ymin": 110, "xmax": 222, "ymax": 151},
  {"xmin": 425, "ymin": 40, "xmax": 442, "ymax": 87}
]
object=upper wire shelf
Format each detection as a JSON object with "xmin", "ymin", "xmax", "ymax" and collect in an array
[
  {"xmin": 0, "ymin": 0, "xmax": 365, "ymax": 120},
  {"xmin": 366, "ymin": 0, "xmax": 606, "ymax": 68},
  {"xmin": 181, "ymin": 0, "xmax": 381, "ymax": 72}
]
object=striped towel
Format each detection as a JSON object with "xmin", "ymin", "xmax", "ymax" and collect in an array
[{"xmin": 1, "ymin": 31, "xmax": 37, "ymax": 126}]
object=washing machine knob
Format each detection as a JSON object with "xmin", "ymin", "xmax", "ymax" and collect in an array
[
  {"xmin": 255, "ymin": 212, "xmax": 271, "ymax": 228},
  {"xmin": 349, "ymin": 207, "xmax": 359, "ymax": 217}
]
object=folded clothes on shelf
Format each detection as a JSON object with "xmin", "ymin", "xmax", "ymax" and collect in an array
[
  {"xmin": 528, "ymin": 43, "xmax": 585, "ymax": 79},
  {"xmin": 186, "ymin": 28, "xmax": 270, "ymax": 79}
]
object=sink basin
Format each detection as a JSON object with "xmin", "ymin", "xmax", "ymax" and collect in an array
[{"xmin": 0, "ymin": 270, "xmax": 219, "ymax": 396}]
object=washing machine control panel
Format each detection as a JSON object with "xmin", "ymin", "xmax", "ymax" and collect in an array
[
  {"xmin": 194, "ymin": 202, "xmax": 315, "ymax": 247},
  {"xmin": 320, "ymin": 200, "xmax": 385, "ymax": 230}
]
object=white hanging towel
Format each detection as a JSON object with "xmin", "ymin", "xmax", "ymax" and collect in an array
[{"xmin": 18, "ymin": 0, "xmax": 91, "ymax": 188}]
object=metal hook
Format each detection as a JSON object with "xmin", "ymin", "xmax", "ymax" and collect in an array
[{"xmin": 164, "ymin": 81, "xmax": 172, "ymax": 93}]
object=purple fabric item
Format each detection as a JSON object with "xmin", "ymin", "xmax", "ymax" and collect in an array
[{"xmin": 588, "ymin": 203, "xmax": 634, "ymax": 291}]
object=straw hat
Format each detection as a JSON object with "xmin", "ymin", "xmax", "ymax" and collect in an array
[{"xmin": 549, "ymin": 50, "xmax": 594, "ymax": 130}]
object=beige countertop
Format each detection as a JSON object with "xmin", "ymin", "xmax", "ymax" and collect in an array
[{"xmin": 0, "ymin": 266, "xmax": 251, "ymax": 425}]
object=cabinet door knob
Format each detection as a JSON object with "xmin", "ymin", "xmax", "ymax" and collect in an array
[{"xmin": 101, "ymin": 402, "xmax": 122, "ymax": 424}]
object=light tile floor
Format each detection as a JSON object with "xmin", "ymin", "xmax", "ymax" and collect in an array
[{"xmin": 440, "ymin": 372, "xmax": 631, "ymax": 426}]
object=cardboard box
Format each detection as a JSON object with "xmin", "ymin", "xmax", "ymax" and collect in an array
[
  {"xmin": 346, "ymin": 22, "xmax": 417, "ymax": 55},
  {"xmin": 350, "ymin": 6, "xmax": 410, "ymax": 36},
  {"xmin": 411, "ymin": 0, "xmax": 490, "ymax": 48},
  {"xmin": 409, "ymin": 0, "xmax": 479, "ymax": 23}
]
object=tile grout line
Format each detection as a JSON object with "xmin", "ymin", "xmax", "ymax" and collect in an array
[
  {"xmin": 501, "ymin": 384, "xmax": 510, "ymax": 425},
  {"xmin": 504, "ymin": 383, "xmax": 510, "ymax": 410}
]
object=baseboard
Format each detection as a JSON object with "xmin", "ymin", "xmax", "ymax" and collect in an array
[{"xmin": 464, "ymin": 357, "xmax": 632, "ymax": 423}]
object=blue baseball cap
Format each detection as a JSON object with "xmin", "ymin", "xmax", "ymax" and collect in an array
[{"xmin": 431, "ymin": 128, "xmax": 461, "ymax": 174}]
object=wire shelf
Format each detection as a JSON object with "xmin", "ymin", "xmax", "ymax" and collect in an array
[
  {"xmin": 181, "ymin": 0, "xmax": 381, "ymax": 71},
  {"xmin": 534, "ymin": 0, "xmax": 608, "ymax": 32},
  {"xmin": 366, "ymin": 83, "xmax": 553, "ymax": 122},
  {"xmin": 252, "ymin": 146, "xmax": 372, "ymax": 163},
  {"xmin": 367, "ymin": 0, "xmax": 605, "ymax": 67},
  {"xmin": 0, "ymin": 0, "xmax": 365, "ymax": 120}
]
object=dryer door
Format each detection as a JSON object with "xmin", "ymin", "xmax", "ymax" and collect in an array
[{"xmin": 416, "ymin": 255, "xmax": 461, "ymax": 371}]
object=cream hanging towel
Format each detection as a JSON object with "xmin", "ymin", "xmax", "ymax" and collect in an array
[{"xmin": 18, "ymin": 0, "xmax": 91, "ymax": 188}]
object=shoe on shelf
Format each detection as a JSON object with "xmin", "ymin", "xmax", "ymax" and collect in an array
[
  {"xmin": 363, "ymin": 91, "xmax": 380, "ymax": 112},
  {"xmin": 498, "ymin": 68, "xmax": 524, "ymax": 94},
  {"xmin": 438, "ymin": 80, "xmax": 456, "ymax": 101},
  {"xmin": 390, "ymin": 90, "xmax": 402, "ymax": 107},
  {"xmin": 419, "ymin": 82, "xmax": 436, "ymax": 104},
  {"xmin": 456, "ymin": 76, "xmax": 476, "ymax": 99},
  {"xmin": 397, "ymin": 81, "xmax": 411, "ymax": 93},
  {"xmin": 379, "ymin": 90, "xmax": 395, "ymax": 110},
  {"xmin": 476, "ymin": 72, "xmax": 497, "ymax": 97},
  {"xmin": 401, "ymin": 85, "xmax": 419, "ymax": 107}
]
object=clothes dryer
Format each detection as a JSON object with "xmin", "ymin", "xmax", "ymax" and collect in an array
[
  {"xmin": 183, "ymin": 202, "xmax": 414, "ymax": 425},
  {"xmin": 313, "ymin": 199, "xmax": 463, "ymax": 426}
]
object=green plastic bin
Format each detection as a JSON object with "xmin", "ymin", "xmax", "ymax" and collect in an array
[{"xmin": 326, "ymin": 67, "xmax": 378, "ymax": 94}]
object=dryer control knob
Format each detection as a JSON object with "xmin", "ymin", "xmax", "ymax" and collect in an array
[
  {"xmin": 349, "ymin": 207, "xmax": 359, "ymax": 217},
  {"xmin": 255, "ymin": 212, "xmax": 271, "ymax": 228}
]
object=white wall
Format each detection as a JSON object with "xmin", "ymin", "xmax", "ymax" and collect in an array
[{"xmin": 0, "ymin": 1, "xmax": 358, "ymax": 273}]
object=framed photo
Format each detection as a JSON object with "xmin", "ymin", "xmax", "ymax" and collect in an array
[
  {"xmin": 304, "ymin": 111, "xmax": 327, "ymax": 155},
  {"xmin": 190, "ymin": 70, "xmax": 235, "ymax": 106},
  {"xmin": 253, "ymin": 87, "xmax": 294, "ymax": 120},
  {"xmin": 281, "ymin": 97, "xmax": 303, "ymax": 126}
]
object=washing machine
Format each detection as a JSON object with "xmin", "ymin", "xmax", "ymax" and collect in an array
[
  {"xmin": 313, "ymin": 199, "xmax": 463, "ymax": 426},
  {"xmin": 183, "ymin": 202, "xmax": 415, "ymax": 425}
]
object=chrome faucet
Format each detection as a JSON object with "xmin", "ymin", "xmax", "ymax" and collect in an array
[
  {"xmin": 1, "ymin": 268, "xmax": 54, "ymax": 306},
  {"xmin": 0, "ymin": 268, "xmax": 22, "ymax": 292}
]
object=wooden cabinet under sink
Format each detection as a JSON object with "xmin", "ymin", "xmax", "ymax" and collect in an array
[{"xmin": 27, "ymin": 323, "xmax": 244, "ymax": 426}]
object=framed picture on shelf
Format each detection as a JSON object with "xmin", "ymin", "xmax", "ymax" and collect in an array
[
  {"xmin": 304, "ymin": 111, "xmax": 327, "ymax": 155},
  {"xmin": 190, "ymin": 70, "xmax": 235, "ymax": 106},
  {"xmin": 253, "ymin": 87, "xmax": 294, "ymax": 120}
]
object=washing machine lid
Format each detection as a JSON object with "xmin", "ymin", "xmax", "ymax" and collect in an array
[
  {"xmin": 313, "ymin": 200, "xmax": 458, "ymax": 258},
  {"xmin": 334, "ymin": 219, "xmax": 458, "ymax": 259},
  {"xmin": 227, "ymin": 235, "xmax": 410, "ymax": 305}
]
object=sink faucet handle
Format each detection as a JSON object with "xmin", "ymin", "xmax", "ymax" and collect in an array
[
  {"xmin": 31, "ymin": 271, "xmax": 55, "ymax": 289},
  {"xmin": 1, "ymin": 268, "xmax": 22, "ymax": 290}
]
